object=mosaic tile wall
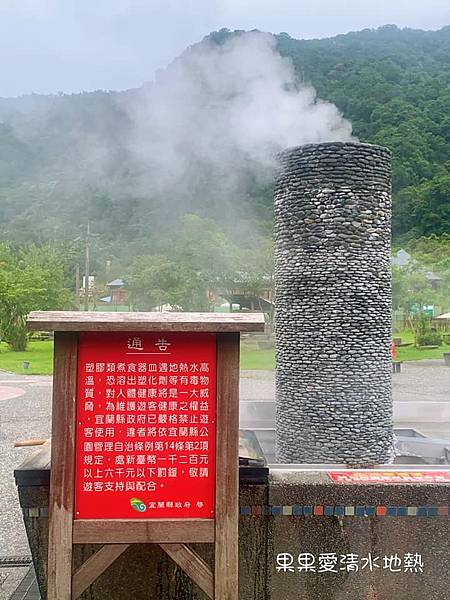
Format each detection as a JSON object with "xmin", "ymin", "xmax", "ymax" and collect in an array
[
  {"xmin": 23, "ymin": 504, "xmax": 449, "ymax": 519},
  {"xmin": 239, "ymin": 504, "xmax": 449, "ymax": 517}
]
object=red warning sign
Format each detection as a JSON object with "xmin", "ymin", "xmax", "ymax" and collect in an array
[{"xmin": 74, "ymin": 332, "xmax": 216, "ymax": 520}]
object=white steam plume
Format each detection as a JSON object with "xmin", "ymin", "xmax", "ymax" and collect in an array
[{"xmin": 119, "ymin": 31, "xmax": 353, "ymax": 198}]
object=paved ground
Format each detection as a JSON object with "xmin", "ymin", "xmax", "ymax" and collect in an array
[
  {"xmin": 241, "ymin": 361, "xmax": 450, "ymax": 439},
  {"xmin": 0, "ymin": 373, "xmax": 52, "ymax": 566},
  {"xmin": 240, "ymin": 369, "xmax": 275, "ymax": 401},
  {"xmin": 0, "ymin": 360, "xmax": 449, "ymax": 596},
  {"xmin": 0, "ymin": 564, "xmax": 34, "ymax": 600},
  {"xmin": 392, "ymin": 360, "xmax": 450, "ymax": 403},
  {"xmin": 240, "ymin": 360, "xmax": 450, "ymax": 404}
]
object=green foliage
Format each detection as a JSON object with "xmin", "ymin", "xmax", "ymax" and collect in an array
[
  {"xmin": 416, "ymin": 330, "xmax": 442, "ymax": 347},
  {"xmin": 405, "ymin": 233, "xmax": 450, "ymax": 267},
  {"xmin": 169, "ymin": 214, "xmax": 239, "ymax": 285},
  {"xmin": 392, "ymin": 265, "xmax": 437, "ymax": 313},
  {"xmin": 410, "ymin": 312, "xmax": 442, "ymax": 348},
  {"xmin": 275, "ymin": 26, "xmax": 450, "ymax": 238},
  {"xmin": 0, "ymin": 26, "xmax": 449, "ymax": 313},
  {"xmin": 0, "ymin": 25, "xmax": 449, "ymax": 253},
  {"xmin": 126, "ymin": 214, "xmax": 273, "ymax": 311},
  {"xmin": 393, "ymin": 328, "xmax": 450, "ymax": 361},
  {"xmin": 230, "ymin": 239, "xmax": 273, "ymax": 297},
  {"xmin": 393, "ymin": 234, "xmax": 450, "ymax": 314},
  {"xmin": 394, "ymin": 174, "xmax": 450, "ymax": 236},
  {"xmin": 127, "ymin": 255, "xmax": 210, "ymax": 311},
  {"xmin": 0, "ymin": 244, "xmax": 71, "ymax": 350}
]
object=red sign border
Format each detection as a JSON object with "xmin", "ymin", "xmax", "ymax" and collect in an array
[{"xmin": 74, "ymin": 331, "xmax": 217, "ymax": 520}]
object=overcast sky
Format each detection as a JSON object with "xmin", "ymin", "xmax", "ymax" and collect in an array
[{"xmin": 1, "ymin": 0, "xmax": 449, "ymax": 97}]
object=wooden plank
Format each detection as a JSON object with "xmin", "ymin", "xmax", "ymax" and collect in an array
[
  {"xmin": 27, "ymin": 310, "xmax": 265, "ymax": 333},
  {"xmin": 14, "ymin": 438, "xmax": 49, "ymax": 447},
  {"xmin": 160, "ymin": 543, "xmax": 214, "ymax": 599},
  {"xmin": 14, "ymin": 440, "xmax": 51, "ymax": 470},
  {"xmin": 73, "ymin": 519, "xmax": 215, "ymax": 544},
  {"xmin": 215, "ymin": 333, "xmax": 240, "ymax": 600},
  {"xmin": 47, "ymin": 332, "xmax": 78, "ymax": 600},
  {"xmin": 72, "ymin": 544, "xmax": 130, "ymax": 599}
]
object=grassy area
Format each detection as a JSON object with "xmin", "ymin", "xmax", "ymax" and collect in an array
[
  {"xmin": 240, "ymin": 347, "xmax": 275, "ymax": 370},
  {"xmin": 0, "ymin": 341, "xmax": 54, "ymax": 375},
  {"xmin": 392, "ymin": 329, "xmax": 450, "ymax": 361},
  {"xmin": 241, "ymin": 328, "xmax": 450, "ymax": 369},
  {"xmin": 0, "ymin": 340, "xmax": 275, "ymax": 375},
  {"xmin": 396, "ymin": 344, "xmax": 450, "ymax": 361},
  {"xmin": 0, "ymin": 330, "xmax": 448, "ymax": 375}
]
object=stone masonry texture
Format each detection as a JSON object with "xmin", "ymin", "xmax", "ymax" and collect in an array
[{"xmin": 274, "ymin": 142, "xmax": 393, "ymax": 465}]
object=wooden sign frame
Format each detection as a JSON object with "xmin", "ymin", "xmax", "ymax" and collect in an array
[{"xmin": 27, "ymin": 311, "xmax": 265, "ymax": 600}]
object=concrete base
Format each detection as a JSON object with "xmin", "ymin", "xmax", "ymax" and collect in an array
[
  {"xmin": 15, "ymin": 463, "xmax": 450, "ymax": 600},
  {"xmin": 267, "ymin": 470, "xmax": 450, "ymax": 600}
]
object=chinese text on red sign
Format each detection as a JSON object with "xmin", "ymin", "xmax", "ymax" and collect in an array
[{"xmin": 75, "ymin": 332, "xmax": 216, "ymax": 519}]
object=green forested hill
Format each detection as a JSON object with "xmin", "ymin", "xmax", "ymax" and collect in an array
[
  {"xmin": 275, "ymin": 25, "xmax": 450, "ymax": 238},
  {"xmin": 0, "ymin": 24, "xmax": 449, "ymax": 265}
]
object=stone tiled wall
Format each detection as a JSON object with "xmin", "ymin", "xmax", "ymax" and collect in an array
[
  {"xmin": 17, "ymin": 470, "xmax": 450, "ymax": 600},
  {"xmin": 274, "ymin": 142, "xmax": 393, "ymax": 464}
]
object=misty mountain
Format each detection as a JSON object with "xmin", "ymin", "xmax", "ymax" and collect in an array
[{"xmin": 1, "ymin": 24, "xmax": 450, "ymax": 254}]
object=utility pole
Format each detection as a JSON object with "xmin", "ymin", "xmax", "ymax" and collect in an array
[
  {"xmin": 84, "ymin": 222, "xmax": 90, "ymax": 311},
  {"xmin": 75, "ymin": 264, "xmax": 80, "ymax": 310}
]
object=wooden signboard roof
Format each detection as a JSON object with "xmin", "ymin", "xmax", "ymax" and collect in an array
[{"xmin": 27, "ymin": 311, "xmax": 265, "ymax": 333}]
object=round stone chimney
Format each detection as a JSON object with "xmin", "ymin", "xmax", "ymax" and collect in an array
[{"xmin": 274, "ymin": 141, "xmax": 393, "ymax": 465}]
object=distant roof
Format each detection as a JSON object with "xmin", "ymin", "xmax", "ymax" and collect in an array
[
  {"xmin": 392, "ymin": 249, "xmax": 412, "ymax": 267},
  {"xmin": 436, "ymin": 312, "xmax": 450, "ymax": 320},
  {"xmin": 425, "ymin": 271, "xmax": 442, "ymax": 281},
  {"xmin": 107, "ymin": 278, "xmax": 125, "ymax": 287}
]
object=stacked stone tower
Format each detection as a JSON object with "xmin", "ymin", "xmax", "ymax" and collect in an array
[{"xmin": 274, "ymin": 142, "xmax": 393, "ymax": 465}]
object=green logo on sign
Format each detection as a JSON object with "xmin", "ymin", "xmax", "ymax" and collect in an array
[{"xmin": 130, "ymin": 497, "xmax": 147, "ymax": 513}]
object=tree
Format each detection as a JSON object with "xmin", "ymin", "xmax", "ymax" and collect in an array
[
  {"xmin": 127, "ymin": 255, "xmax": 210, "ymax": 311},
  {"xmin": 393, "ymin": 236, "xmax": 450, "ymax": 314},
  {"xmin": 222, "ymin": 239, "xmax": 274, "ymax": 318},
  {"xmin": 0, "ymin": 244, "xmax": 71, "ymax": 350},
  {"xmin": 169, "ymin": 214, "xmax": 239, "ymax": 288},
  {"xmin": 392, "ymin": 265, "xmax": 439, "ymax": 314}
]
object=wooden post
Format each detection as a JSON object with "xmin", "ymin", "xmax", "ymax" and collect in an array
[
  {"xmin": 47, "ymin": 332, "xmax": 78, "ymax": 600},
  {"xmin": 215, "ymin": 333, "xmax": 240, "ymax": 599}
]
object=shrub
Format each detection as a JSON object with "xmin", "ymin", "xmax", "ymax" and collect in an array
[{"xmin": 416, "ymin": 331, "xmax": 442, "ymax": 347}]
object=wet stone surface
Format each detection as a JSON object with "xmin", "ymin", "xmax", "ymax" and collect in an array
[
  {"xmin": 0, "ymin": 371, "xmax": 52, "ymax": 558},
  {"xmin": 0, "ymin": 566, "xmax": 32, "ymax": 600},
  {"xmin": 274, "ymin": 142, "xmax": 393, "ymax": 465}
]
